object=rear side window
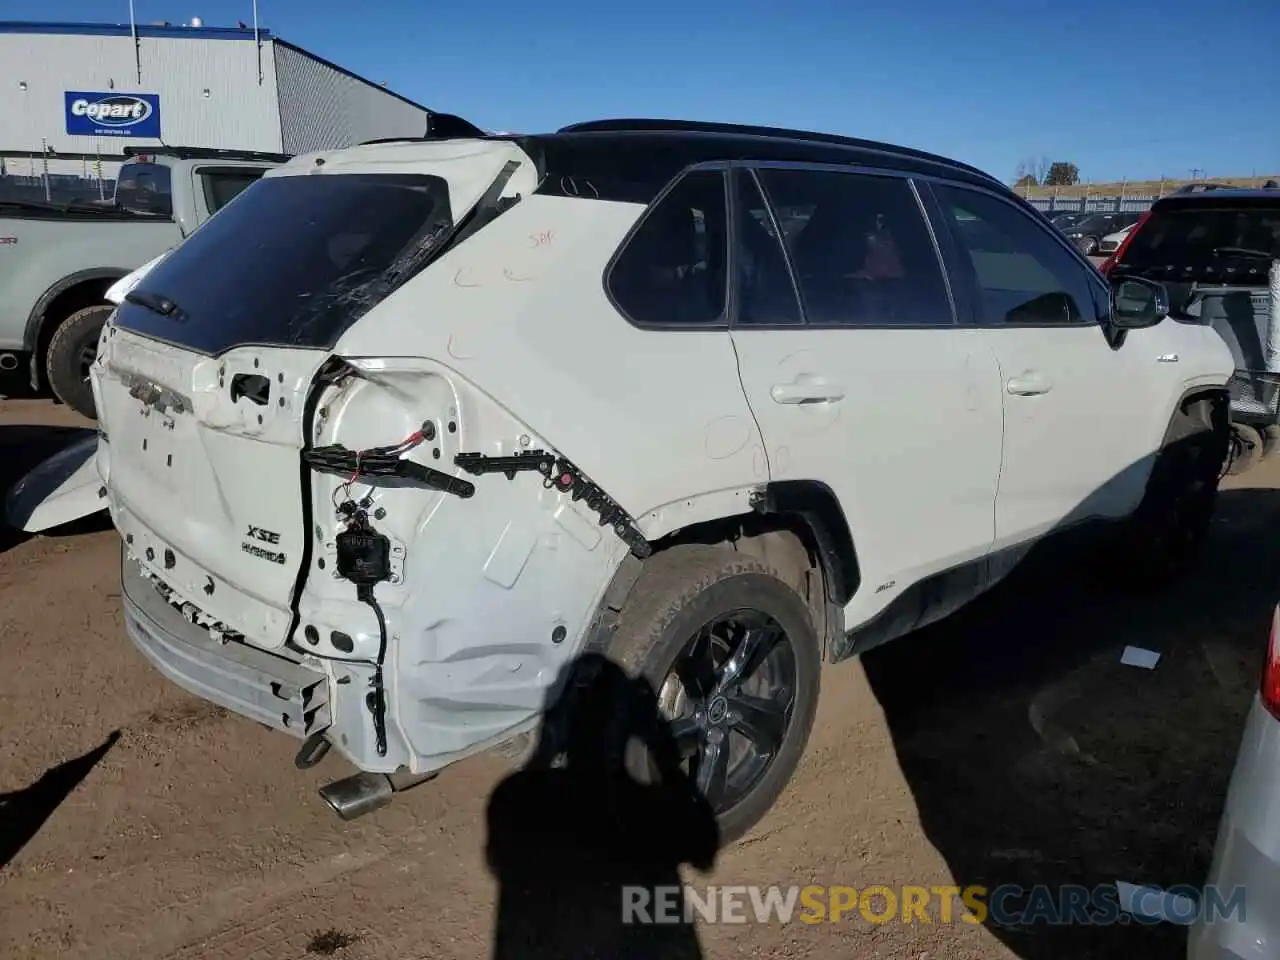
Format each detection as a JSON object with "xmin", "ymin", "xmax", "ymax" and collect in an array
[
  {"xmin": 114, "ymin": 162, "xmax": 173, "ymax": 218},
  {"xmin": 200, "ymin": 168, "xmax": 267, "ymax": 214},
  {"xmin": 934, "ymin": 184, "xmax": 1097, "ymax": 326},
  {"xmin": 607, "ymin": 170, "xmax": 729, "ymax": 327},
  {"xmin": 755, "ymin": 168, "xmax": 952, "ymax": 327},
  {"xmin": 1117, "ymin": 202, "xmax": 1280, "ymax": 282},
  {"xmin": 114, "ymin": 173, "xmax": 453, "ymax": 355}
]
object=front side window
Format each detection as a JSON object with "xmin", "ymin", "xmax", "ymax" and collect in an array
[
  {"xmin": 114, "ymin": 162, "xmax": 173, "ymax": 218},
  {"xmin": 607, "ymin": 170, "xmax": 729, "ymax": 327},
  {"xmin": 755, "ymin": 168, "xmax": 952, "ymax": 327},
  {"xmin": 114, "ymin": 172, "xmax": 453, "ymax": 355},
  {"xmin": 934, "ymin": 184, "xmax": 1098, "ymax": 326}
]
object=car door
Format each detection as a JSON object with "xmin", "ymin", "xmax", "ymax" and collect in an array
[
  {"xmin": 728, "ymin": 165, "xmax": 1004, "ymax": 630},
  {"xmin": 926, "ymin": 181, "xmax": 1177, "ymax": 549}
]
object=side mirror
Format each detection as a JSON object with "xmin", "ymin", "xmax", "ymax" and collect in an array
[{"xmin": 1110, "ymin": 276, "xmax": 1168, "ymax": 329}]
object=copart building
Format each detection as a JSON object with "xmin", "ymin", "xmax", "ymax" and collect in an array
[{"xmin": 0, "ymin": 19, "xmax": 434, "ymax": 193}]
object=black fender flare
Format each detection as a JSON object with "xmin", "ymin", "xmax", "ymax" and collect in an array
[
  {"xmin": 1160, "ymin": 384, "xmax": 1229, "ymax": 447},
  {"xmin": 24, "ymin": 267, "xmax": 129, "ymax": 351}
]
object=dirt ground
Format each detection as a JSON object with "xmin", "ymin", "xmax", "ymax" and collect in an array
[{"xmin": 2, "ymin": 396, "xmax": 1277, "ymax": 960}]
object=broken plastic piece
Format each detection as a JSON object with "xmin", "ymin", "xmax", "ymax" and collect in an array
[
  {"xmin": 4, "ymin": 433, "xmax": 106, "ymax": 532},
  {"xmin": 1120, "ymin": 646, "xmax": 1161, "ymax": 669},
  {"xmin": 1115, "ymin": 880, "xmax": 1199, "ymax": 925},
  {"xmin": 455, "ymin": 450, "xmax": 556, "ymax": 479},
  {"xmin": 546, "ymin": 458, "xmax": 651, "ymax": 558}
]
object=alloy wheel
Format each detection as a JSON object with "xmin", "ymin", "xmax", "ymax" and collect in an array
[{"xmin": 656, "ymin": 609, "xmax": 797, "ymax": 815}]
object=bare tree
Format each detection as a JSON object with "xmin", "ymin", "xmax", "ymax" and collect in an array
[{"xmin": 1014, "ymin": 155, "xmax": 1051, "ymax": 185}]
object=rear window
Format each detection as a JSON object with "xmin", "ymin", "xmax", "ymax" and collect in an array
[
  {"xmin": 113, "ymin": 162, "xmax": 173, "ymax": 218},
  {"xmin": 1116, "ymin": 201, "xmax": 1280, "ymax": 282},
  {"xmin": 114, "ymin": 173, "xmax": 453, "ymax": 355}
]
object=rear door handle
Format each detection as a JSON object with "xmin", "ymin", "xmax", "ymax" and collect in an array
[
  {"xmin": 1006, "ymin": 374, "xmax": 1052, "ymax": 397},
  {"xmin": 771, "ymin": 378, "xmax": 846, "ymax": 405}
]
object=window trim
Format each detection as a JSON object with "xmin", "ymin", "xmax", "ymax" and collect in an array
[
  {"xmin": 917, "ymin": 176, "xmax": 1108, "ymax": 330},
  {"xmin": 735, "ymin": 161, "xmax": 959, "ymax": 331},
  {"xmin": 726, "ymin": 166, "xmax": 806, "ymax": 327},
  {"xmin": 602, "ymin": 161, "xmax": 734, "ymax": 331}
]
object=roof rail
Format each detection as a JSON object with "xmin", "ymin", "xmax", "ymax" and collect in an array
[
  {"xmin": 556, "ymin": 118, "xmax": 999, "ymax": 183},
  {"xmin": 122, "ymin": 145, "xmax": 293, "ymax": 163}
]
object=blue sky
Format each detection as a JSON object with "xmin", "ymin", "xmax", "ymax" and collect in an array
[{"xmin": 5, "ymin": 0, "xmax": 1278, "ymax": 183}]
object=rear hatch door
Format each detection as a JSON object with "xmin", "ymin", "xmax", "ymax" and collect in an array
[{"xmin": 93, "ymin": 139, "xmax": 538, "ymax": 651}]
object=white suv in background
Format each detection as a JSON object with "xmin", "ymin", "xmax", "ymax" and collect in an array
[{"xmin": 78, "ymin": 118, "xmax": 1233, "ymax": 842}]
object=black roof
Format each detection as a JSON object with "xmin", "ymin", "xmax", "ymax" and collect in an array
[
  {"xmin": 517, "ymin": 119, "xmax": 1006, "ymax": 203},
  {"xmin": 357, "ymin": 116, "xmax": 1008, "ymax": 205},
  {"xmin": 122, "ymin": 145, "xmax": 292, "ymax": 164}
]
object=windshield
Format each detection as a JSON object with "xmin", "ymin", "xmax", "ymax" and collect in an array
[
  {"xmin": 113, "ymin": 162, "xmax": 174, "ymax": 218},
  {"xmin": 1114, "ymin": 202, "xmax": 1280, "ymax": 281},
  {"xmin": 113, "ymin": 172, "xmax": 454, "ymax": 355}
]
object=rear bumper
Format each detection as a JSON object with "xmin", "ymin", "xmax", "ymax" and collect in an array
[
  {"xmin": 1187, "ymin": 696, "xmax": 1280, "ymax": 960},
  {"xmin": 121, "ymin": 547, "xmax": 331, "ymax": 739}
]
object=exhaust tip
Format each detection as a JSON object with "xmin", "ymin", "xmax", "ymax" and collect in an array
[
  {"xmin": 318, "ymin": 772, "xmax": 394, "ymax": 822},
  {"xmin": 0, "ymin": 353, "xmax": 19, "ymax": 372}
]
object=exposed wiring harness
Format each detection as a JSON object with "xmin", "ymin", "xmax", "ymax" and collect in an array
[{"xmin": 304, "ymin": 425, "xmax": 475, "ymax": 502}]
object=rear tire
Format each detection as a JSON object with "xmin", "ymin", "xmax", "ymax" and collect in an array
[
  {"xmin": 601, "ymin": 539, "xmax": 822, "ymax": 844},
  {"xmin": 46, "ymin": 304, "xmax": 111, "ymax": 421}
]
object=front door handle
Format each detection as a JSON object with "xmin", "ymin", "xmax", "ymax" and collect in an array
[
  {"xmin": 771, "ymin": 378, "xmax": 845, "ymax": 405},
  {"xmin": 1006, "ymin": 373, "xmax": 1053, "ymax": 397}
]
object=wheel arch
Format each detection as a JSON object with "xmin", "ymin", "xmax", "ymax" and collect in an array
[
  {"xmin": 24, "ymin": 269, "xmax": 127, "ymax": 387},
  {"xmin": 1161, "ymin": 384, "xmax": 1230, "ymax": 445},
  {"xmin": 585, "ymin": 479, "xmax": 861, "ymax": 660}
]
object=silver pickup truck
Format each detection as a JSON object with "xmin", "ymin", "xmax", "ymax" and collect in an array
[{"xmin": 0, "ymin": 145, "xmax": 287, "ymax": 419}]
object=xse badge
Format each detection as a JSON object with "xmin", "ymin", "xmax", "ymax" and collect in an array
[{"xmin": 241, "ymin": 524, "xmax": 286, "ymax": 564}]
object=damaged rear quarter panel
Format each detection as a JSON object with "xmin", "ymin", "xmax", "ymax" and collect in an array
[
  {"xmin": 300, "ymin": 358, "xmax": 634, "ymax": 772},
  {"xmin": 323, "ymin": 195, "xmax": 768, "ymax": 769}
]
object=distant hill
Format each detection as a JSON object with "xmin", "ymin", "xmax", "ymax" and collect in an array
[{"xmin": 1017, "ymin": 175, "xmax": 1280, "ymax": 198}]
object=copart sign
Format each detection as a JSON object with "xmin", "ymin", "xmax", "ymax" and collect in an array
[{"xmin": 65, "ymin": 92, "xmax": 162, "ymax": 138}]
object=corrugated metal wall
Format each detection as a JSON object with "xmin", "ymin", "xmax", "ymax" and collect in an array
[
  {"xmin": 0, "ymin": 33, "xmax": 283, "ymax": 157},
  {"xmin": 273, "ymin": 42, "xmax": 430, "ymax": 154}
]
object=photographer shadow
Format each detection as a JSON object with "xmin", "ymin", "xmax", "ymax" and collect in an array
[{"xmin": 485, "ymin": 652, "xmax": 720, "ymax": 960}]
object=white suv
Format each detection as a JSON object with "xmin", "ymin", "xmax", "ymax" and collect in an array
[{"xmin": 87, "ymin": 118, "xmax": 1234, "ymax": 842}]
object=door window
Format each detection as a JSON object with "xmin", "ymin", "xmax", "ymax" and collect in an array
[
  {"xmin": 200, "ymin": 168, "xmax": 268, "ymax": 214},
  {"xmin": 734, "ymin": 170, "xmax": 803, "ymax": 326},
  {"xmin": 934, "ymin": 184, "xmax": 1099, "ymax": 326},
  {"xmin": 755, "ymin": 168, "xmax": 952, "ymax": 327},
  {"xmin": 607, "ymin": 170, "xmax": 729, "ymax": 327}
]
